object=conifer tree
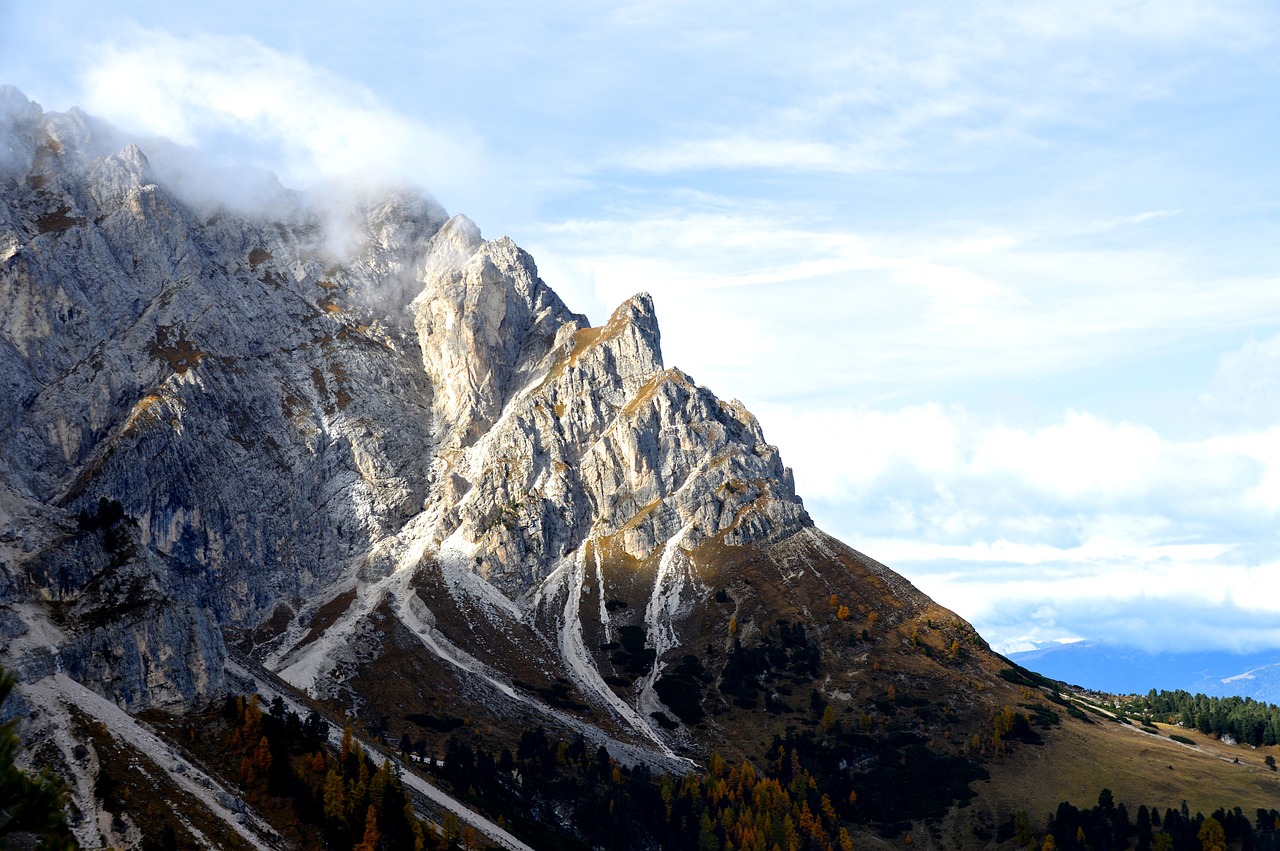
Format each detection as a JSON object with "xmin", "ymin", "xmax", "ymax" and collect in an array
[
  {"xmin": 354, "ymin": 803, "xmax": 380, "ymax": 851},
  {"xmin": 0, "ymin": 668, "xmax": 76, "ymax": 850}
]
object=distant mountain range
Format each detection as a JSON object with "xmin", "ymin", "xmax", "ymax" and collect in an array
[{"xmin": 1009, "ymin": 642, "xmax": 1280, "ymax": 701}]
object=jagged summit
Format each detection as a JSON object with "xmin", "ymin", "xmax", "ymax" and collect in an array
[{"xmin": 609, "ymin": 290, "xmax": 662, "ymax": 348}]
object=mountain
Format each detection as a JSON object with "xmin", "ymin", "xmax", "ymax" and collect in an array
[
  {"xmin": 1010, "ymin": 642, "xmax": 1280, "ymax": 702},
  {"xmin": 2, "ymin": 87, "xmax": 1279, "ymax": 850}
]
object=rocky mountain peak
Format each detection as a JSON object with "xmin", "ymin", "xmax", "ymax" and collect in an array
[
  {"xmin": 9, "ymin": 91, "xmax": 817, "ymax": 715},
  {"xmin": 608, "ymin": 290, "xmax": 661, "ymax": 349}
]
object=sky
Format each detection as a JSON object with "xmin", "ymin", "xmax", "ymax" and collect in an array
[{"xmin": 4, "ymin": 1, "xmax": 1280, "ymax": 655}]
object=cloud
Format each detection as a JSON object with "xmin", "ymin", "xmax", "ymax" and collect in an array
[
  {"xmin": 618, "ymin": 137, "xmax": 858, "ymax": 175},
  {"xmin": 994, "ymin": 0, "xmax": 1272, "ymax": 45},
  {"xmin": 926, "ymin": 566, "xmax": 1280, "ymax": 655},
  {"xmin": 76, "ymin": 29, "xmax": 486, "ymax": 211},
  {"xmin": 528, "ymin": 208, "xmax": 1280, "ymax": 409},
  {"xmin": 762, "ymin": 403, "xmax": 1275, "ymax": 522},
  {"xmin": 746, "ymin": 399, "xmax": 1280, "ymax": 654},
  {"xmin": 0, "ymin": 85, "xmax": 41, "ymax": 174},
  {"xmin": 1091, "ymin": 209, "xmax": 1184, "ymax": 230},
  {"xmin": 1202, "ymin": 331, "xmax": 1280, "ymax": 430},
  {"xmin": 598, "ymin": 1, "xmax": 1276, "ymax": 177}
]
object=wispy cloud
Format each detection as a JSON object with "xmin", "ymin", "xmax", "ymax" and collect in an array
[
  {"xmin": 617, "ymin": 137, "xmax": 857, "ymax": 175},
  {"xmin": 529, "ymin": 209, "xmax": 1280, "ymax": 406},
  {"xmin": 1202, "ymin": 331, "xmax": 1280, "ymax": 430},
  {"xmin": 77, "ymin": 28, "xmax": 487, "ymax": 209},
  {"xmin": 597, "ymin": 1, "xmax": 1277, "ymax": 177},
  {"xmin": 1091, "ymin": 209, "xmax": 1185, "ymax": 230}
]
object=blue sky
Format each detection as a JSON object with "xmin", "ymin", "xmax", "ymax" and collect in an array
[{"xmin": 5, "ymin": 0, "xmax": 1280, "ymax": 654}]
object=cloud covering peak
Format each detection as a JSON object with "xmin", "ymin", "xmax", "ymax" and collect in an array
[{"xmin": 77, "ymin": 29, "xmax": 485, "ymax": 210}]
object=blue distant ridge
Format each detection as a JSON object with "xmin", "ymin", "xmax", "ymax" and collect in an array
[{"xmin": 1007, "ymin": 642, "xmax": 1280, "ymax": 702}]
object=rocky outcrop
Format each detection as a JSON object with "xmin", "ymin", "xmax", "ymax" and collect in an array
[
  {"xmin": 413, "ymin": 223, "xmax": 586, "ymax": 447},
  {"xmin": 436, "ymin": 290, "xmax": 809, "ymax": 594}
]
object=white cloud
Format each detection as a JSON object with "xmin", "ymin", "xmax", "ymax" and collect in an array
[
  {"xmin": 1091, "ymin": 209, "xmax": 1185, "ymax": 230},
  {"xmin": 764, "ymin": 402, "xmax": 1278, "ymax": 523},
  {"xmin": 748, "ymin": 399, "xmax": 1280, "ymax": 653},
  {"xmin": 1203, "ymin": 331, "xmax": 1280, "ymax": 431},
  {"xmin": 77, "ymin": 29, "xmax": 486, "ymax": 209},
  {"xmin": 618, "ymin": 137, "xmax": 856, "ymax": 175},
  {"xmin": 994, "ymin": 0, "xmax": 1271, "ymax": 45},
  {"xmin": 528, "ymin": 209, "xmax": 1280, "ymax": 409},
  {"xmin": 600, "ymin": 0, "xmax": 1276, "ymax": 177}
]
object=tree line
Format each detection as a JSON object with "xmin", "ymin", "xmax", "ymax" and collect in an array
[
  {"xmin": 1043, "ymin": 790, "xmax": 1280, "ymax": 851},
  {"xmin": 1124, "ymin": 690, "xmax": 1280, "ymax": 747}
]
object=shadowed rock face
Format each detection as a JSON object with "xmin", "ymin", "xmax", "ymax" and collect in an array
[{"xmin": 0, "ymin": 89, "xmax": 813, "ymax": 718}]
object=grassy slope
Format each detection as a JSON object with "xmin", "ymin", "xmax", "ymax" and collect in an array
[{"xmin": 916, "ymin": 709, "xmax": 1280, "ymax": 850}]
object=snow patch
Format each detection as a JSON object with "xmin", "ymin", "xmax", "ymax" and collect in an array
[
  {"xmin": 551, "ymin": 550, "xmax": 684, "ymax": 760},
  {"xmin": 593, "ymin": 547, "xmax": 612, "ymax": 644},
  {"xmin": 637, "ymin": 522, "xmax": 697, "ymax": 723},
  {"xmin": 386, "ymin": 563, "xmax": 688, "ymax": 770},
  {"xmin": 1219, "ymin": 661, "xmax": 1280, "ymax": 685},
  {"xmin": 275, "ymin": 516, "xmax": 437, "ymax": 691},
  {"xmin": 389, "ymin": 572, "xmax": 520, "ymax": 702}
]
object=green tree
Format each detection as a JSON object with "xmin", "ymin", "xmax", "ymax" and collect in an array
[
  {"xmin": 698, "ymin": 810, "xmax": 719, "ymax": 851},
  {"xmin": 1, "ymin": 667, "xmax": 76, "ymax": 849},
  {"xmin": 322, "ymin": 769, "xmax": 346, "ymax": 826},
  {"xmin": 1014, "ymin": 810, "xmax": 1033, "ymax": 847}
]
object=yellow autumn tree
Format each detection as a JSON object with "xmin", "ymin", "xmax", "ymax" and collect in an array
[
  {"xmin": 354, "ymin": 804, "xmax": 380, "ymax": 851},
  {"xmin": 1198, "ymin": 816, "xmax": 1227, "ymax": 851},
  {"xmin": 322, "ymin": 768, "xmax": 346, "ymax": 825},
  {"xmin": 341, "ymin": 724, "xmax": 354, "ymax": 764}
]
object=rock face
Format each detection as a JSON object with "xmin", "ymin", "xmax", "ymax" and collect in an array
[{"xmin": 0, "ymin": 88, "xmax": 813, "ymax": 720}]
